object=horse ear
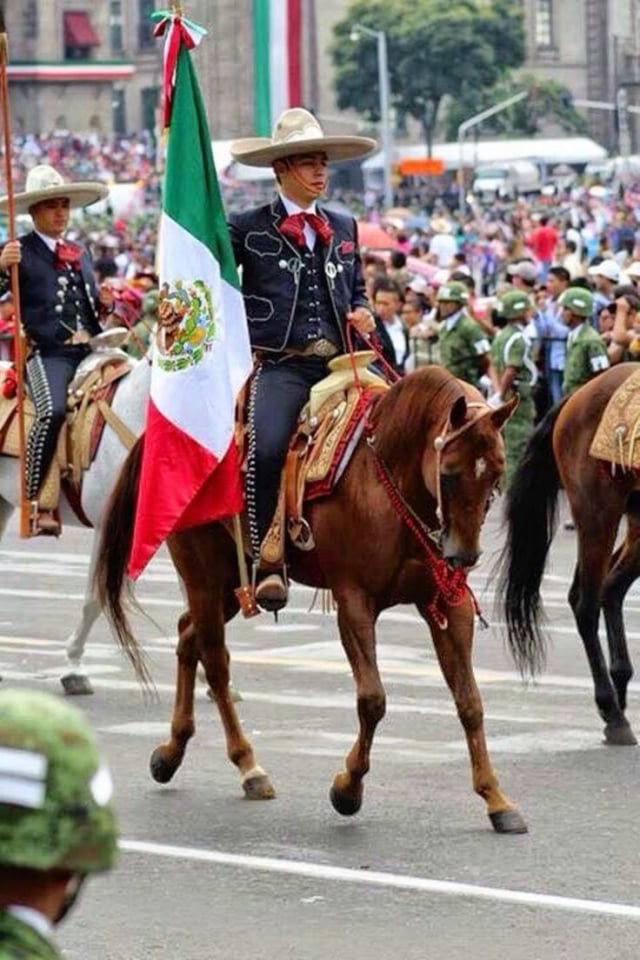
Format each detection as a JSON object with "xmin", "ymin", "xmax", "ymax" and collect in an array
[
  {"xmin": 450, "ymin": 395, "xmax": 467, "ymax": 430},
  {"xmin": 490, "ymin": 394, "xmax": 519, "ymax": 430}
]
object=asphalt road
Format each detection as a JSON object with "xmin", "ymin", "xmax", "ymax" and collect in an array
[{"xmin": 1, "ymin": 500, "xmax": 640, "ymax": 960}]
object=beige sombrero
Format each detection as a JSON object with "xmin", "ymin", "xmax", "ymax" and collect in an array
[
  {"xmin": 230, "ymin": 108, "xmax": 377, "ymax": 168},
  {"xmin": 0, "ymin": 164, "xmax": 109, "ymax": 215}
]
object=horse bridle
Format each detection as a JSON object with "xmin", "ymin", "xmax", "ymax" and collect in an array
[{"xmin": 432, "ymin": 400, "xmax": 493, "ymax": 526}]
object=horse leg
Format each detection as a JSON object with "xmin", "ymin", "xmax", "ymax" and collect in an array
[
  {"xmin": 426, "ymin": 597, "xmax": 527, "ymax": 834},
  {"xmin": 193, "ymin": 589, "xmax": 275, "ymax": 800},
  {"xmin": 61, "ymin": 529, "xmax": 104, "ymax": 696},
  {"xmin": 330, "ymin": 591, "xmax": 385, "ymax": 817},
  {"xmin": 570, "ymin": 511, "xmax": 633, "ymax": 745},
  {"xmin": 599, "ymin": 517, "xmax": 640, "ymax": 744},
  {"xmin": 149, "ymin": 611, "xmax": 198, "ymax": 783}
]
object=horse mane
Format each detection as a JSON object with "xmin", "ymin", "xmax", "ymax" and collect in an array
[{"xmin": 371, "ymin": 366, "xmax": 465, "ymax": 468}]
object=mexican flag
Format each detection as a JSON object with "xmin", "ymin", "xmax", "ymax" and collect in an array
[{"xmin": 127, "ymin": 15, "xmax": 252, "ymax": 579}]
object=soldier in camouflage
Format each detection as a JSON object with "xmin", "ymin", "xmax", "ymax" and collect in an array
[
  {"xmin": 559, "ymin": 287, "xmax": 610, "ymax": 396},
  {"xmin": 489, "ymin": 290, "xmax": 538, "ymax": 487},
  {"xmin": 435, "ymin": 280, "xmax": 492, "ymax": 389},
  {"xmin": 0, "ymin": 689, "xmax": 118, "ymax": 959}
]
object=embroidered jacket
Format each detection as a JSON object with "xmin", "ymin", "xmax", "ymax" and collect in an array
[
  {"xmin": 229, "ymin": 197, "xmax": 369, "ymax": 354},
  {"xmin": 0, "ymin": 232, "xmax": 102, "ymax": 352}
]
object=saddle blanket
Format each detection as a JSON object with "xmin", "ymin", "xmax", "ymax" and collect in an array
[{"xmin": 590, "ymin": 367, "xmax": 640, "ymax": 470}]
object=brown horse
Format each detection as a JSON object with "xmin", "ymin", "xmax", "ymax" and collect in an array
[
  {"xmin": 96, "ymin": 365, "xmax": 527, "ymax": 833},
  {"xmin": 498, "ymin": 362, "xmax": 640, "ymax": 747}
]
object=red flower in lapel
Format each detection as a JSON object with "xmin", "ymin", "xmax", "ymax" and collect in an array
[{"xmin": 336, "ymin": 240, "xmax": 355, "ymax": 255}]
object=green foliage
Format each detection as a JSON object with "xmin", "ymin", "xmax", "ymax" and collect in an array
[
  {"xmin": 331, "ymin": 0, "xmax": 525, "ymax": 147},
  {"xmin": 444, "ymin": 73, "xmax": 588, "ymax": 139}
]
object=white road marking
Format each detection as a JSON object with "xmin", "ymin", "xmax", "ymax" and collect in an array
[{"xmin": 119, "ymin": 838, "xmax": 640, "ymax": 919}]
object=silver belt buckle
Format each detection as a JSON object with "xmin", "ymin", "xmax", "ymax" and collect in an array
[{"xmin": 311, "ymin": 339, "xmax": 338, "ymax": 358}]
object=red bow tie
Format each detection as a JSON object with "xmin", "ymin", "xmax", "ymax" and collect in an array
[
  {"xmin": 279, "ymin": 212, "xmax": 334, "ymax": 247},
  {"xmin": 54, "ymin": 241, "xmax": 83, "ymax": 271}
]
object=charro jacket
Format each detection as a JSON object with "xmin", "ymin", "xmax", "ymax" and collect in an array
[
  {"xmin": 228, "ymin": 197, "xmax": 369, "ymax": 354},
  {"xmin": 0, "ymin": 232, "xmax": 102, "ymax": 353}
]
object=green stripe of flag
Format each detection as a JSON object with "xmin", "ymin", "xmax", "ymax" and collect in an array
[
  {"xmin": 163, "ymin": 45, "xmax": 239, "ymax": 291},
  {"xmin": 253, "ymin": 0, "xmax": 271, "ymax": 135}
]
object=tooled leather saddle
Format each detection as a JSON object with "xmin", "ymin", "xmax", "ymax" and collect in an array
[{"xmin": 254, "ymin": 351, "xmax": 389, "ymax": 569}]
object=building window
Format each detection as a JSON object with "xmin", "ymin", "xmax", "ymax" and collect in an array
[
  {"xmin": 138, "ymin": 0, "xmax": 156, "ymax": 50},
  {"xmin": 141, "ymin": 86, "xmax": 160, "ymax": 133},
  {"xmin": 112, "ymin": 88, "xmax": 127, "ymax": 135},
  {"xmin": 535, "ymin": 0, "xmax": 553, "ymax": 49},
  {"xmin": 110, "ymin": 1, "xmax": 123, "ymax": 54},
  {"xmin": 63, "ymin": 11, "xmax": 99, "ymax": 61},
  {"xmin": 23, "ymin": 0, "xmax": 38, "ymax": 40}
]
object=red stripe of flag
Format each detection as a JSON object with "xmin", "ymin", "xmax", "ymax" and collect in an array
[{"xmin": 287, "ymin": 0, "xmax": 302, "ymax": 106}]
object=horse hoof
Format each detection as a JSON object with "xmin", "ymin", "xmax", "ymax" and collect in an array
[
  {"xmin": 489, "ymin": 808, "xmax": 528, "ymax": 834},
  {"xmin": 243, "ymin": 774, "xmax": 276, "ymax": 800},
  {"xmin": 61, "ymin": 674, "xmax": 94, "ymax": 696},
  {"xmin": 329, "ymin": 784, "xmax": 362, "ymax": 817},
  {"xmin": 603, "ymin": 722, "xmax": 638, "ymax": 746},
  {"xmin": 149, "ymin": 748, "xmax": 179, "ymax": 784}
]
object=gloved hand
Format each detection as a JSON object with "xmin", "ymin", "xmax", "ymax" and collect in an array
[{"xmin": 487, "ymin": 392, "xmax": 503, "ymax": 409}]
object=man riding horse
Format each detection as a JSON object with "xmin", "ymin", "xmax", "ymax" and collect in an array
[
  {"xmin": 229, "ymin": 108, "xmax": 377, "ymax": 611},
  {"xmin": 0, "ymin": 165, "xmax": 121, "ymax": 536}
]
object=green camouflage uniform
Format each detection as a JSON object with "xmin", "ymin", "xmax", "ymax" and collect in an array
[
  {"xmin": 0, "ymin": 911, "xmax": 60, "ymax": 960},
  {"xmin": 490, "ymin": 322, "xmax": 537, "ymax": 486},
  {"xmin": 0, "ymin": 690, "xmax": 118, "ymax": 959},
  {"xmin": 438, "ymin": 309, "xmax": 491, "ymax": 387},
  {"xmin": 562, "ymin": 323, "xmax": 610, "ymax": 396}
]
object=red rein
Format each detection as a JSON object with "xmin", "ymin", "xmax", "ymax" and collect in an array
[{"xmin": 345, "ymin": 321, "xmax": 477, "ymax": 630}]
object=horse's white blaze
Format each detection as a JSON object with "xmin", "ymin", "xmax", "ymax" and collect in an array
[{"xmin": 474, "ymin": 457, "xmax": 487, "ymax": 479}]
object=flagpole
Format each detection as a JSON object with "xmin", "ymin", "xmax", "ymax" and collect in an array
[
  {"xmin": 167, "ymin": 0, "xmax": 257, "ymax": 617},
  {"xmin": 0, "ymin": 7, "xmax": 30, "ymax": 538}
]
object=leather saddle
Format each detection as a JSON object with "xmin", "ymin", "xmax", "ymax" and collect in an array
[
  {"xmin": 0, "ymin": 352, "xmax": 136, "ymax": 516},
  {"xmin": 256, "ymin": 351, "xmax": 388, "ymax": 568}
]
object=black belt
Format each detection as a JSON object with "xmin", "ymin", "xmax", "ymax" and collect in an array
[{"xmin": 281, "ymin": 338, "xmax": 339, "ymax": 359}]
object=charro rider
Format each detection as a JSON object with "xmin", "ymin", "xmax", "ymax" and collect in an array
[
  {"xmin": 0, "ymin": 165, "xmax": 118, "ymax": 536},
  {"xmin": 229, "ymin": 108, "xmax": 377, "ymax": 612},
  {"xmin": 0, "ymin": 688, "xmax": 118, "ymax": 959}
]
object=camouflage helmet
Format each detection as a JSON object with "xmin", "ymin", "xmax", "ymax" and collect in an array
[
  {"xmin": 0, "ymin": 689, "xmax": 117, "ymax": 873},
  {"xmin": 497, "ymin": 289, "xmax": 534, "ymax": 320},
  {"xmin": 558, "ymin": 286, "xmax": 594, "ymax": 318},
  {"xmin": 436, "ymin": 280, "xmax": 469, "ymax": 304}
]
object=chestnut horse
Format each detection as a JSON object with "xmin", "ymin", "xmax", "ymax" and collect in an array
[
  {"xmin": 96, "ymin": 365, "xmax": 528, "ymax": 833},
  {"xmin": 498, "ymin": 362, "xmax": 640, "ymax": 747}
]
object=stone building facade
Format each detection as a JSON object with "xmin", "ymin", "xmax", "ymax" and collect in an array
[{"xmin": 3, "ymin": 0, "xmax": 253, "ymax": 140}]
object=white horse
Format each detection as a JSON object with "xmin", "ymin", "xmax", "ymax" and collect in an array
[{"xmin": 0, "ymin": 356, "xmax": 151, "ymax": 694}]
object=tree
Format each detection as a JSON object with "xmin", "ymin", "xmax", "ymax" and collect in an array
[
  {"xmin": 331, "ymin": 0, "xmax": 525, "ymax": 155},
  {"xmin": 444, "ymin": 73, "xmax": 588, "ymax": 140}
]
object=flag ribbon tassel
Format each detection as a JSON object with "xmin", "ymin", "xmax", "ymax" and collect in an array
[{"xmin": 151, "ymin": 9, "xmax": 206, "ymax": 128}]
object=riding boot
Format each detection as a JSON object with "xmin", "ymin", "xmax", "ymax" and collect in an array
[{"xmin": 255, "ymin": 486, "xmax": 288, "ymax": 612}]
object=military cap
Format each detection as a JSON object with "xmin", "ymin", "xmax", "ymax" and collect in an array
[
  {"xmin": 0, "ymin": 689, "xmax": 118, "ymax": 873},
  {"xmin": 436, "ymin": 280, "xmax": 469, "ymax": 303},
  {"xmin": 558, "ymin": 286, "xmax": 594, "ymax": 318},
  {"xmin": 497, "ymin": 289, "xmax": 534, "ymax": 320}
]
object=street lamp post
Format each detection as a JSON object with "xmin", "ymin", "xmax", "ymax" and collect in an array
[
  {"xmin": 351, "ymin": 24, "xmax": 393, "ymax": 211},
  {"xmin": 457, "ymin": 89, "xmax": 530, "ymax": 216}
]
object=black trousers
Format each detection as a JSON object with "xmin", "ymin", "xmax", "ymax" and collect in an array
[
  {"xmin": 25, "ymin": 347, "xmax": 88, "ymax": 501},
  {"xmin": 249, "ymin": 355, "xmax": 328, "ymax": 553}
]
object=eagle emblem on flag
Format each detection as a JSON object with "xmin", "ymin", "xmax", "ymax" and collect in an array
[{"xmin": 156, "ymin": 278, "xmax": 217, "ymax": 372}]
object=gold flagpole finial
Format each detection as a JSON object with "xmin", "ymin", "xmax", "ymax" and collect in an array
[{"xmin": 170, "ymin": 1, "xmax": 184, "ymax": 15}]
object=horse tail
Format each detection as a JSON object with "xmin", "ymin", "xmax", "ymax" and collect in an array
[
  {"xmin": 497, "ymin": 400, "xmax": 567, "ymax": 677},
  {"xmin": 95, "ymin": 436, "xmax": 152, "ymax": 688}
]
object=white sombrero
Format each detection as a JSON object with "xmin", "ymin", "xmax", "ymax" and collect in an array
[
  {"xmin": 0, "ymin": 164, "xmax": 109, "ymax": 215},
  {"xmin": 230, "ymin": 108, "xmax": 377, "ymax": 168}
]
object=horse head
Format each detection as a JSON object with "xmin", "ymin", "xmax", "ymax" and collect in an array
[{"xmin": 428, "ymin": 390, "xmax": 517, "ymax": 568}]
